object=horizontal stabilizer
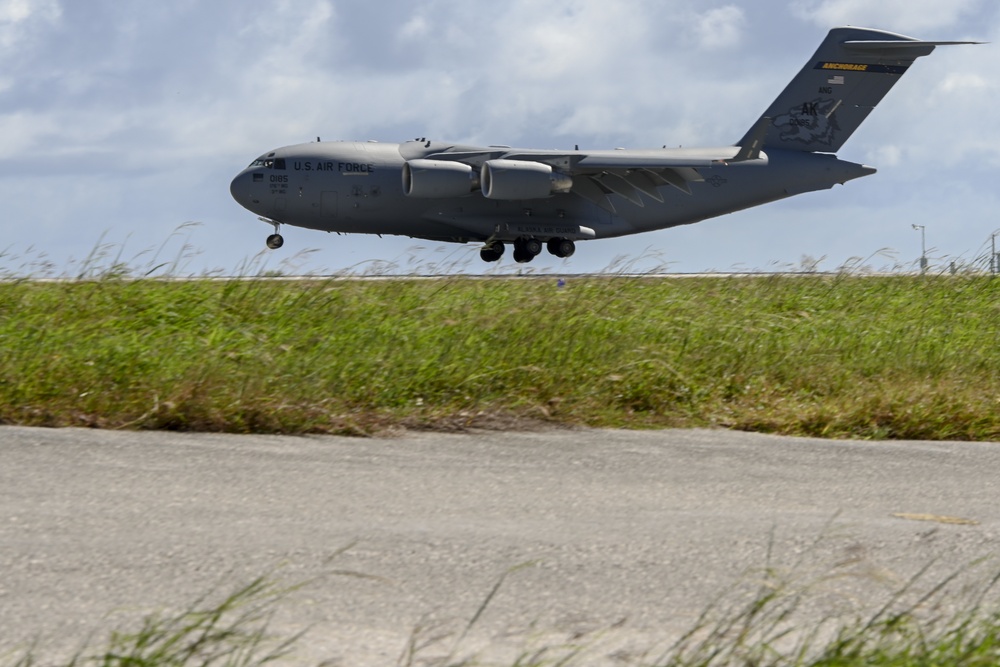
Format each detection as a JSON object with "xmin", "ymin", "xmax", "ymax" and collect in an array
[{"xmin": 844, "ymin": 39, "xmax": 983, "ymax": 57}]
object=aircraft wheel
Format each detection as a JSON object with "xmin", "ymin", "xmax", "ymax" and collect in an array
[
  {"xmin": 514, "ymin": 237, "xmax": 542, "ymax": 258},
  {"xmin": 512, "ymin": 247, "xmax": 534, "ymax": 263},
  {"xmin": 547, "ymin": 238, "xmax": 575, "ymax": 258},
  {"xmin": 266, "ymin": 233, "xmax": 284, "ymax": 250},
  {"xmin": 480, "ymin": 241, "xmax": 504, "ymax": 263}
]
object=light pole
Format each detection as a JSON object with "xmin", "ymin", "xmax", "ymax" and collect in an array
[
  {"xmin": 912, "ymin": 224, "xmax": 927, "ymax": 273},
  {"xmin": 992, "ymin": 231, "xmax": 999, "ymax": 276}
]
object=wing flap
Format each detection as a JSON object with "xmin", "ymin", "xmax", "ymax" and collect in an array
[
  {"xmin": 641, "ymin": 167, "xmax": 703, "ymax": 194},
  {"xmin": 594, "ymin": 172, "xmax": 645, "ymax": 207},
  {"xmin": 571, "ymin": 176, "xmax": 617, "ymax": 214},
  {"xmin": 620, "ymin": 170, "xmax": 666, "ymax": 202}
]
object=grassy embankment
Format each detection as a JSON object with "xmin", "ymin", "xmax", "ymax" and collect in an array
[{"xmin": 2, "ymin": 274, "xmax": 999, "ymax": 439}]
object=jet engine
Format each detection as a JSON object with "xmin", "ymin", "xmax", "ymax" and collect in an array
[
  {"xmin": 480, "ymin": 160, "xmax": 573, "ymax": 200},
  {"xmin": 402, "ymin": 159, "xmax": 479, "ymax": 198}
]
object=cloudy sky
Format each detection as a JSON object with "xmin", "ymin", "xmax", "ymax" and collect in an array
[{"xmin": 1, "ymin": 0, "xmax": 997, "ymax": 276}]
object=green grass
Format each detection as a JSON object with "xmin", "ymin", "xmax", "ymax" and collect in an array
[{"xmin": 2, "ymin": 274, "xmax": 1000, "ymax": 439}]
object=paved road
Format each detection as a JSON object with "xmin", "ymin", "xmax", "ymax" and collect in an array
[{"xmin": 2, "ymin": 426, "xmax": 998, "ymax": 665}]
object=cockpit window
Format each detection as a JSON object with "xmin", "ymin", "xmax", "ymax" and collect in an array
[{"xmin": 248, "ymin": 157, "xmax": 286, "ymax": 170}]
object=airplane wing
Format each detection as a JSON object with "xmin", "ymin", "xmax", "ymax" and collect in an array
[{"xmin": 406, "ymin": 141, "xmax": 765, "ymax": 213}]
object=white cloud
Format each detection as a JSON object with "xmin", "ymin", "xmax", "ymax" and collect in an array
[
  {"xmin": 0, "ymin": 0, "xmax": 58, "ymax": 22},
  {"xmin": 938, "ymin": 72, "xmax": 992, "ymax": 94},
  {"xmin": 398, "ymin": 15, "xmax": 430, "ymax": 41},
  {"xmin": 790, "ymin": 0, "xmax": 981, "ymax": 34},
  {"xmin": 0, "ymin": 0, "xmax": 59, "ymax": 49},
  {"xmin": 0, "ymin": 111, "xmax": 57, "ymax": 154},
  {"xmin": 695, "ymin": 6, "xmax": 746, "ymax": 49},
  {"xmin": 866, "ymin": 144, "xmax": 902, "ymax": 168},
  {"xmin": 359, "ymin": 2, "xmax": 763, "ymax": 147}
]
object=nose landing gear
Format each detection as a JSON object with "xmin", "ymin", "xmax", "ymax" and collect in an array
[{"xmin": 262, "ymin": 219, "xmax": 283, "ymax": 250}]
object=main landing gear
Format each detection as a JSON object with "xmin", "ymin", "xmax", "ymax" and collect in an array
[
  {"xmin": 480, "ymin": 240, "xmax": 505, "ymax": 262},
  {"xmin": 512, "ymin": 237, "xmax": 543, "ymax": 263},
  {"xmin": 479, "ymin": 237, "xmax": 575, "ymax": 263}
]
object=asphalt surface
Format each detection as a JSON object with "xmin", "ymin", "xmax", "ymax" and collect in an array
[{"xmin": 2, "ymin": 426, "xmax": 999, "ymax": 665}]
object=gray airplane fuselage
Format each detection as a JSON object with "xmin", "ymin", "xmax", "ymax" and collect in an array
[{"xmin": 229, "ymin": 141, "xmax": 872, "ymax": 242}]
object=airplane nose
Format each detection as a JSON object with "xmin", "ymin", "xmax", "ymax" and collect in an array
[{"xmin": 230, "ymin": 171, "xmax": 251, "ymax": 208}]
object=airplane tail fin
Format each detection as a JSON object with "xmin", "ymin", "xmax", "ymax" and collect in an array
[{"xmin": 738, "ymin": 27, "xmax": 980, "ymax": 153}]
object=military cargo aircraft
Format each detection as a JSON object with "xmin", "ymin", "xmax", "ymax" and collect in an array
[{"xmin": 230, "ymin": 27, "xmax": 977, "ymax": 264}]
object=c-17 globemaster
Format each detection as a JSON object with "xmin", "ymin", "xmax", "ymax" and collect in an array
[{"xmin": 230, "ymin": 27, "xmax": 978, "ymax": 264}]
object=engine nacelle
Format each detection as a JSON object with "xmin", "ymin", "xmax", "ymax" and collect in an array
[
  {"xmin": 480, "ymin": 160, "xmax": 573, "ymax": 200},
  {"xmin": 402, "ymin": 159, "xmax": 478, "ymax": 198}
]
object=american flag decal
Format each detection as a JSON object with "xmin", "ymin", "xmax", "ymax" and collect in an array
[{"xmin": 828, "ymin": 75, "xmax": 845, "ymax": 85}]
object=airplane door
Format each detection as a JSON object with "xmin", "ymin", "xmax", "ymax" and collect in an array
[{"xmin": 321, "ymin": 191, "xmax": 338, "ymax": 219}]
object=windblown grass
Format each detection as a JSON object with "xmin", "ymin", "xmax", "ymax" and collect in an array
[
  {"xmin": 2, "ymin": 273, "xmax": 1000, "ymax": 438},
  {"xmin": 8, "ymin": 561, "xmax": 1000, "ymax": 667},
  {"xmin": 660, "ymin": 559, "xmax": 1000, "ymax": 667},
  {"xmin": 9, "ymin": 577, "xmax": 300, "ymax": 667}
]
